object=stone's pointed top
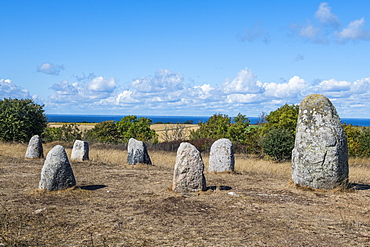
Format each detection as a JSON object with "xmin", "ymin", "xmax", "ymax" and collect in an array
[
  {"xmin": 39, "ymin": 145, "xmax": 76, "ymax": 191},
  {"xmin": 25, "ymin": 135, "xmax": 44, "ymax": 159},
  {"xmin": 299, "ymin": 94, "xmax": 342, "ymax": 127}
]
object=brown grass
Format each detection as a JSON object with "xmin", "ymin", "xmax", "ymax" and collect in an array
[{"xmin": 2, "ymin": 141, "xmax": 370, "ymax": 246}]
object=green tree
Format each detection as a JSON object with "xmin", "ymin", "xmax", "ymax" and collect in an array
[
  {"xmin": 84, "ymin": 121, "xmax": 121, "ymax": 144},
  {"xmin": 0, "ymin": 98, "xmax": 47, "ymax": 142},
  {"xmin": 116, "ymin": 115, "xmax": 158, "ymax": 143},
  {"xmin": 190, "ymin": 113, "xmax": 231, "ymax": 140},
  {"xmin": 261, "ymin": 104, "xmax": 299, "ymax": 135},
  {"xmin": 227, "ymin": 113, "xmax": 250, "ymax": 144}
]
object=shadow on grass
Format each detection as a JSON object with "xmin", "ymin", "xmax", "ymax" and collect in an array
[
  {"xmin": 78, "ymin": 185, "xmax": 107, "ymax": 191},
  {"xmin": 207, "ymin": 186, "xmax": 232, "ymax": 191},
  {"xmin": 348, "ymin": 183, "xmax": 370, "ymax": 191}
]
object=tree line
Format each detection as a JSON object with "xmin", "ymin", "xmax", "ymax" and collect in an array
[{"xmin": 1, "ymin": 98, "xmax": 370, "ymax": 161}]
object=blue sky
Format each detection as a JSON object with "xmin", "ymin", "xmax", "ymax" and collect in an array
[{"xmin": 1, "ymin": 1, "xmax": 370, "ymax": 118}]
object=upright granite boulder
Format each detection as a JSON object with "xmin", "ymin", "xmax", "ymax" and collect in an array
[
  {"xmin": 71, "ymin": 140, "xmax": 89, "ymax": 161},
  {"xmin": 127, "ymin": 138, "xmax": 152, "ymax": 165},
  {"xmin": 209, "ymin": 138, "xmax": 234, "ymax": 173},
  {"xmin": 292, "ymin": 94, "xmax": 348, "ymax": 189},
  {"xmin": 39, "ymin": 145, "xmax": 76, "ymax": 191},
  {"xmin": 25, "ymin": 135, "xmax": 44, "ymax": 159},
  {"xmin": 173, "ymin": 142, "xmax": 206, "ymax": 192}
]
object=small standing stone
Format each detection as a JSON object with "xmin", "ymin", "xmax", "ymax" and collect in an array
[
  {"xmin": 25, "ymin": 135, "xmax": 44, "ymax": 159},
  {"xmin": 209, "ymin": 138, "xmax": 234, "ymax": 173},
  {"xmin": 173, "ymin": 142, "xmax": 206, "ymax": 193},
  {"xmin": 292, "ymin": 94, "xmax": 348, "ymax": 189},
  {"xmin": 39, "ymin": 145, "xmax": 76, "ymax": 191},
  {"xmin": 127, "ymin": 138, "xmax": 152, "ymax": 165},
  {"xmin": 71, "ymin": 140, "xmax": 89, "ymax": 161}
]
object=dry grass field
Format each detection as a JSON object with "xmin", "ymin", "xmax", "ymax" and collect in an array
[{"xmin": 2, "ymin": 141, "xmax": 370, "ymax": 246}]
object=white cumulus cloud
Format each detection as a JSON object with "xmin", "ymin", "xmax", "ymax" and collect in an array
[
  {"xmin": 336, "ymin": 18, "xmax": 370, "ymax": 43},
  {"xmin": 37, "ymin": 63, "xmax": 64, "ymax": 75},
  {"xmin": 263, "ymin": 76, "xmax": 307, "ymax": 99},
  {"xmin": 48, "ymin": 76, "xmax": 117, "ymax": 105},
  {"xmin": 317, "ymin": 79, "xmax": 351, "ymax": 92},
  {"xmin": 87, "ymin": 76, "xmax": 116, "ymax": 92},
  {"xmin": 0, "ymin": 79, "xmax": 31, "ymax": 99},
  {"xmin": 222, "ymin": 67, "xmax": 263, "ymax": 94},
  {"xmin": 131, "ymin": 69, "xmax": 184, "ymax": 93}
]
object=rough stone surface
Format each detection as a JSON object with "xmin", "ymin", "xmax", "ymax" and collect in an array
[
  {"xmin": 209, "ymin": 138, "xmax": 234, "ymax": 173},
  {"xmin": 25, "ymin": 135, "xmax": 44, "ymax": 159},
  {"xmin": 127, "ymin": 138, "xmax": 152, "ymax": 165},
  {"xmin": 71, "ymin": 140, "xmax": 89, "ymax": 161},
  {"xmin": 292, "ymin": 94, "xmax": 348, "ymax": 189},
  {"xmin": 173, "ymin": 142, "xmax": 206, "ymax": 192},
  {"xmin": 39, "ymin": 145, "xmax": 76, "ymax": 191}
]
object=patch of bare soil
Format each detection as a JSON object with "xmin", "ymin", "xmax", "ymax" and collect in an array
[{"xmin": 1, "ymin": 151, "xmax": 370, "ymax": 246}]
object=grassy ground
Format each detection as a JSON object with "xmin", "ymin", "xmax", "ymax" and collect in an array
[{"xmin": 1, "ymin": 142, "xmax": 370, "ymax": 246}]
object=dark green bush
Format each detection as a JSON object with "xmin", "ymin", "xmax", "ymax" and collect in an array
[
  {"xmin": 84, "ymin": 121, "xmax": 121, "ymax": 144},
  {"xmin": 260, "ymin": 128, "xmax": 295, "ymax": 162},
  {"xmin": 0, "ymin": 98, "xmax": 47, "ymax": 142}
]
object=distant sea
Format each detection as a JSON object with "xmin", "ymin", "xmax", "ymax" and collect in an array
[{"xmin": 46, "ymin": 114, "xmax": 370, "ymax": 126}]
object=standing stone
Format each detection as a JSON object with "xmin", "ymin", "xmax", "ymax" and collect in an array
[
  {"xmin": 292, "ymin": 94, "xmax": 348, "ymax": 189},
  {"xmin": 39, "ymin": 145, "xmax": 76, "ymax": 191},
  {"xmin": 209, "ymin": 138, "xmax": 234, "ymax": 173},
  {"xmin": 71, "ymin": 140, "xmax": 89, "ymax": 161},
  {"xmin": 25, "ymin": 135, "xmax": 44, "ymax": 159},
  {"xmin": 127, "ymin": 138, "xmax": 152, "ymax": 165},
  {"xmin": 173, "ymin": 142, "xmax": 206, "ymax": 192}
]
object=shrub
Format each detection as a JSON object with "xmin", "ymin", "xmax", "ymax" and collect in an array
[
  {"xmin": 343, "ymin": 124, "xmax": 370, "ymax": 157},
  {"xmin": 42, "ymin": 124, "xmax": 82, "ymax": 142},
  {"xmin": 0, "ymin": 98, "xmax": 47, "ymax": 142},
  {"xmin": 84, "ymin": 121, "xmax": 121, "ymax": 144},
  {"xmin": 116, "ymin": 116, "xmax": 158, "ymax": 144},
  {"xmin": 260, "ymin": 128, "xmax": 295, "ymax": 162}
]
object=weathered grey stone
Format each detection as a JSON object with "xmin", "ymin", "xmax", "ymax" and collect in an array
[
  {"xmin": 39, "ymin": 145, "xmax": 76, "ymax": 191},
  {"xmin": 209, "ymin": 138, "xmax": 234, "ymax": 173},
  {"xmin": 127, "ymin": 138, "xmax": 151, "ymax": 165},
  {"xmin": 173, "ymin": 142, "xmax": 206, "ymax": 192},
  {"xmin": 25, "ymin": 135, "xmax": 44, "ymax": 159},
  {"xmin": 292, "ymin": 94, "xmax": 348, "ymax": 189},
  {"xmin": 71, "ymin": 140, "xmax": 89, "ymax": 161}
]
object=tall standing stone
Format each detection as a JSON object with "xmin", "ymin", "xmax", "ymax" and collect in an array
[
  {"xmin": 173, "ymin": 142, "xmax": 206, "ymax": 192},
  {"xmin": 292, "ymin": 94, "xmax": 348, "ymax": 189},
  {"xmin": 127, "ymin": 138, "xmax": 152, "ymax": 165},
  {"xmin": 71, "ymin": 140, "xmax": 89, "ymax": 161},
  {"xmin": 209, "ymin": 138, "xmax": 234, "ymax": 173},
  {"xmin": 25, "ymin": 135, "xmax": 44, "ymax": 159},
  {"xmin": 39, "ymin": 145, "xmax": 76, "ymax": 191}
]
